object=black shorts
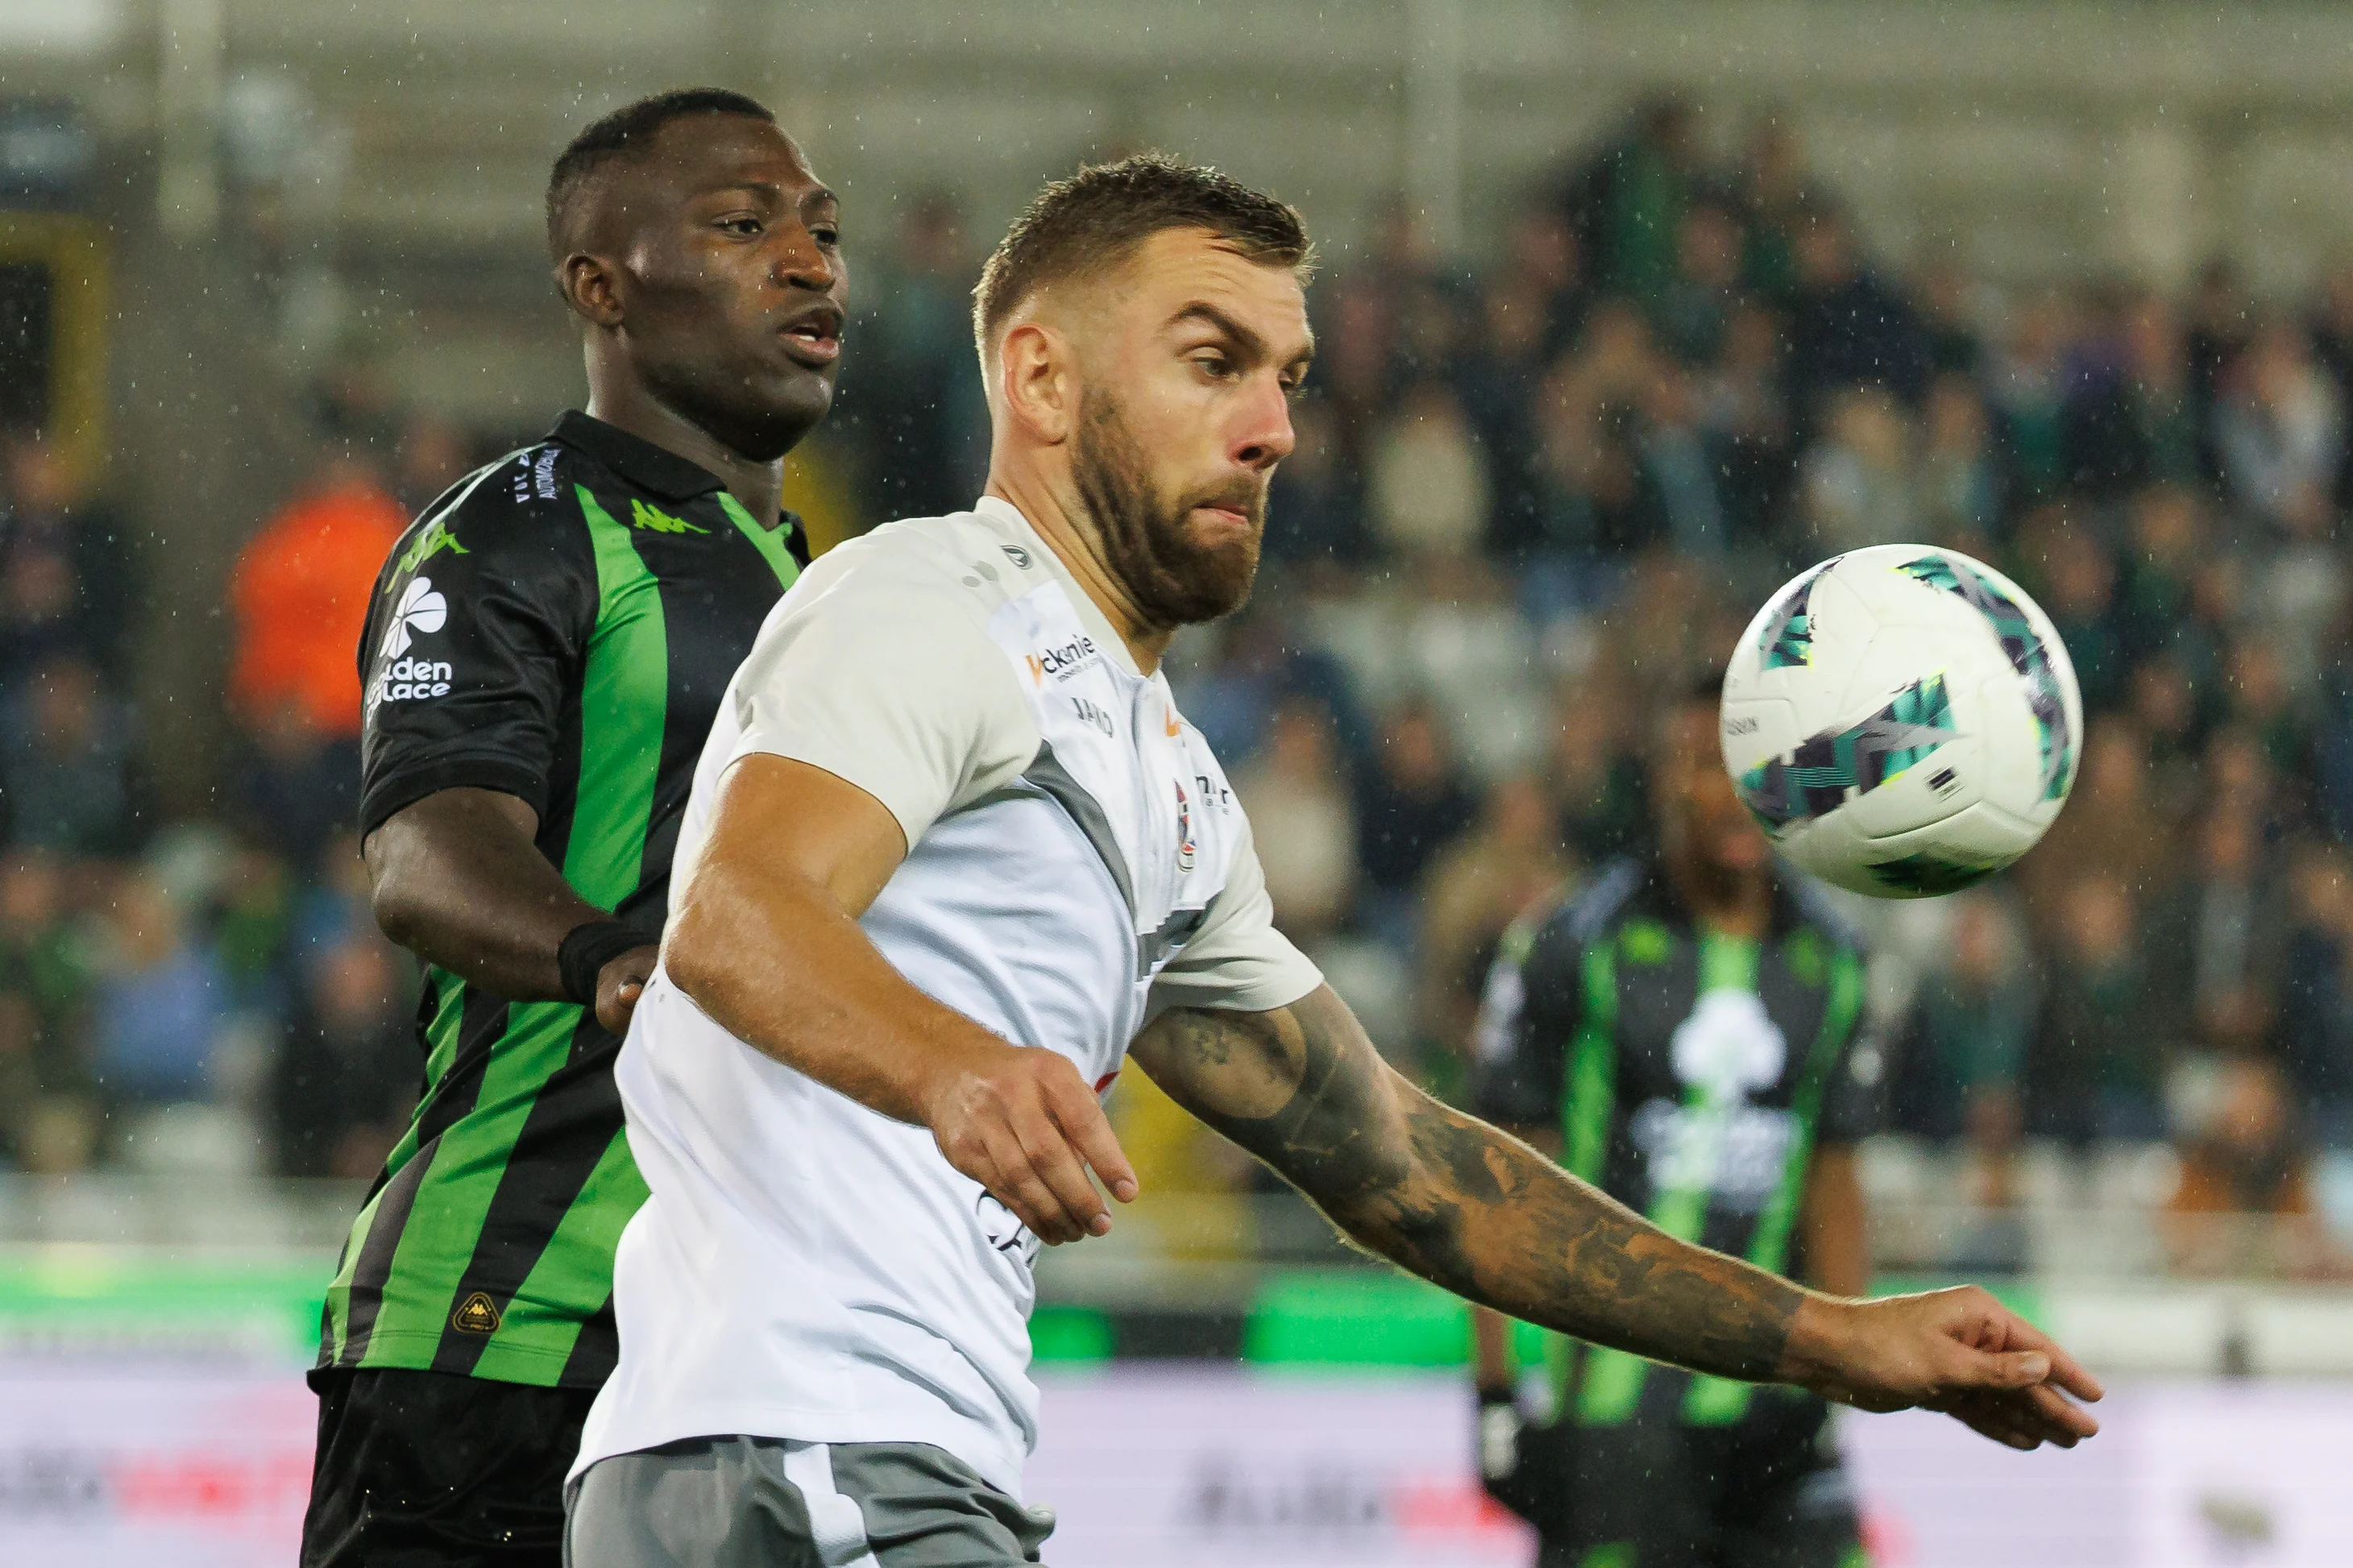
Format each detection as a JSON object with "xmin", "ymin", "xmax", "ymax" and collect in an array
[
  {"xmin": 1481, "ymin": 1384, "xmax": 1863, "ymax": 1568},
  {"xmin": 302, "ymin": 1366, "xmax": 599, "ymax": 1568}
]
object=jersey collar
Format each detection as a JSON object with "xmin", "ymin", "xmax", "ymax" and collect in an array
[{"xmin": 549, "ymin": 411, "xmax": 730, "ymax": 504}]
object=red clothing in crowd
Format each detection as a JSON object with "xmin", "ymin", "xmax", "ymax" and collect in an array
[{"xmin": 228, "ymin": 472, "xmax": 409, "ymax": 736}]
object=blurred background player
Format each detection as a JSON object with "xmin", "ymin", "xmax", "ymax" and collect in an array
[
  {"xmin": 299, "ymin": 90, "xmax": 844, "ymax": 1566},
  {"xmin": 1468, "ymin": 674, "xmax": 1885, "ymax": 1567}
]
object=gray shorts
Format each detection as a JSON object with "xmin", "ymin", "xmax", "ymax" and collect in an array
[{"xmin": 566, "ymin": 1436, "xmax": 1053, "ymax": 1568}]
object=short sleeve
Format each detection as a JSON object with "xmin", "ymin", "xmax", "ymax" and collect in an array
[
  {"xmin": 358, "ymin": 477, "xmax": 597, "ymax": 836},
  {"xmin": 1469, "ymin": 919, "xmax": 1579, "ymax": 1130},
  {"xmin": 727, "ymin": 541, "xmax": 1036, "ymax": 848},
  {"xmin": 1817, "ymin": 976, "xmax": 1889, "ymax": 1147},
  {"xmin": 1147, "ymin": 812, "xmax": 1324, "ymax": 1017}
]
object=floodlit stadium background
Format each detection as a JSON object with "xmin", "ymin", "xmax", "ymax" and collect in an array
[{"xmin": 7, "ymin": 2, "xmax": 2353, "ymax": 1562}]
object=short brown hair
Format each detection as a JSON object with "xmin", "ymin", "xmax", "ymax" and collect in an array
[{"xmin": 972, "ymin": 153, "xmax": 1314, "ymax": 361}]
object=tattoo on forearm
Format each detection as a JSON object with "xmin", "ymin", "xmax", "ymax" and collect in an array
[{"xmin": 1137, "ymin": 991, "xmax": 1802, "ymax": 1383}]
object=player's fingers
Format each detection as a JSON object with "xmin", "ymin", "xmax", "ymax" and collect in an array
[
  {"xmin": 1942, "ymin": 1393, "xmax": 2048, "ymax": 1451},
  {"xmin": 975, "ymin": 1122, "xmax": 1082, "ymax": 1244},
  {"xmin": 1948, "ymin": 1344, "xmax": 2052, "ymax": 1391},
  {"xmin": 2011, "ymin": 1380, "xmax": 2101, "ymax": 1442},
  {"xmin": 1046, "ymin": 1075, "xmax": 1140, "ymax": 1203},
  {"xmin": 1007, "ymin": 1096, "xmax": 1111, "ymax": 1238},
  {"xmin": 1980, "ymin": 1310, "xmax": 2106, "ymax": 1405}
]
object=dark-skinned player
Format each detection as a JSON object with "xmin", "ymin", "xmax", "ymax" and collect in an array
[
  {"xmin": 1467, "ymin": 676, "xmax": 1890, "ymax": 1568},
  {"xmin": 299, "ymin": 89, "xmax": 847, "ymax": 1568}
]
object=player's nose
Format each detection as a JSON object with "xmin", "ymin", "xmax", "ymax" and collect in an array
[
  {"xmin": 770, "ymin": 222, "xmax": 840, "ymax": 294},
  {"xmin": 1229, "ymin": 375, "xmax": 1296, "ymax": 472}
]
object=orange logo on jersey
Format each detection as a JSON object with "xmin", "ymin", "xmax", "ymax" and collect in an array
[
  {"xmin": 1026, "ymin": 654, "xmax": 1044, "ymax": 684},
  {"xmin": 1164, "ymin": 707, "xmax": 1181, "ymax": 737}
]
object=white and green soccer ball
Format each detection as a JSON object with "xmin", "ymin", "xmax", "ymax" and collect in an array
[{"xmin": 1719, "ymin": 544, "xmax": 2081, "ymax": 898}]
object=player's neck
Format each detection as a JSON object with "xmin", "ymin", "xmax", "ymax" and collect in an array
[
  {"xmin": 1669, "ymin": 853, "xmax": 1772, "ymax": 940},
  {"xmin": 983, "ymin": 470, "xmax": 1176, "ymax": 674},
  {"xmin": 585, "ymin": 386, "xmax": 788, "ymax": 529}
]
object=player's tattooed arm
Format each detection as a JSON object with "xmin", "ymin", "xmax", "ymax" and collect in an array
[
  {"xmin": 1130, "ymin": 984, "xmax": 1800, "ymax": 1382},
  {"xmin": 1134, "ymin": 985, "xmax": 2103, "ymax": 1451}
]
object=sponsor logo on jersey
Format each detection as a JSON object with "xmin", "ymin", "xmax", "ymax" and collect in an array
[
  {"xmin": 533, "ymin": 446, "xmax": 560, "ymax": 500},
  {"xmin": 1071, "ymin": 695, "xmax": 1114, "ymax": 736},
  {"xmin": 1164, "ymin": 706, "xmax": 1181, "ymax": 738},
  {"xmin": 629, "ymin": 498, "xmax": 708, "ymax": 535},
  {"xmin": 389, "ymin": 518, "xmax": 467, "ymax": 585},
  {"xmin": 380, "ymin": 577, "xmax": 446, "ymax": 658},
  {"xmin": 1025, "ymin": 633, "xmax": 1100, "ymax": 683},
  {"xmin": 377, "ymin": 655, "xmax": 454, "ymax": 702},
  {"xmin": 1174, "ymin": 780, "xmax": 1197, "ymax": 872},
  {"xmin": 1001, "ymin": 544, "xmax": 1032, "ymax": 569}
]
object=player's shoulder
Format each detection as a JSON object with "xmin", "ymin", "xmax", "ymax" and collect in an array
[
  {"xmin": 795, "ymin": 504, "xmax": 1044, "ymax": 618},
  {"xmin": 1508, "ymin": 857, "xmax": 1646, "ymax": 970},
  {"xmin": 388, "ymin": 441, "xmax": 596, "ymax": 578},
  {"xmin": 1780, "ymin": 877, "xmax": 1870, "ymax": 956}
]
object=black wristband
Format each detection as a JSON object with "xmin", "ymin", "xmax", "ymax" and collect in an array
[{"xmin": 558, "ymin": 920, "xmax": 651, "ymax": 1006}]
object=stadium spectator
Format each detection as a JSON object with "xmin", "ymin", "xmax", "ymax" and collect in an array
[
  {"xmin": 269, "ymin": 927, "xmax": 416, "ymax": 1177},
  {"xmin": 2144, "ymin": 808, "xmax": 2287, "ymax": 1058},
  {"xmin": 225, "ymin": 445, "xmax": 407, "ymax": 740},
  {"xmin": 1801, "ymin": 386, "xmax": 1915, "ymax": 554},
  {"xmin": 0, "ymin": 431, "xmax": 131, "ymax": 678},
  {"xmin": 1417, "ymin": 773, "xmax": 1571, "ymax": 1064},
  {"xmin": 1230, "ymin": 697, "xmax": 1359, "ymax": 944},
  {"xmin": 1915, "ymin": 373, "xmax": 2002, "ymax": 553},
  {"xmin": 2215, "ymin": 317, "xmax": 2343, "ymax": 538},
  {"xmin": 839, "ymin": 192, "xmax": 987, "ymax": 521},
  {"xmin": 1365, "ymin": 378, "xmax": 1489, "ymax": 561},
  {"xmin": 2064, "ymin": 292, "xmax": 2202, "ymax": 501},
  {"xmin": 2030, "ymin": 874, "xmax": 2163, "ymax": 1143},
  {"xmin": 1917, "ymin": 894, "xmax": 2036, "ymax": 1230},
  {"xmin": 2280, "ymin": 840, "xmax": 2353, "ymax": 1147},
  {"xmin": 392, "ymin": 413, "xmax": 474, "ymax": 516},
  {"xmin": 1352, "ymin": 699, "xmax": 1478, "ymax": 946},
  {"xmin": 90, "ymin": 873, "xmax": 228, "ymax": 1111},
  {"xmin": 0, "ymin": 653, "xmax": 137, "ymax": 856},
  {"xmin": 2165, "ymin": 1054, "xmax": 2332, "ymax": 1277}
]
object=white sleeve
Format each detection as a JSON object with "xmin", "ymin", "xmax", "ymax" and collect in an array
[
  {"xmin": 726, "ymin": 544, "xmax": 1037, "ymax": 848},
  {"xmin": 1147, "ymin": 809, "xmax": 1324, "ymax": 1017}
]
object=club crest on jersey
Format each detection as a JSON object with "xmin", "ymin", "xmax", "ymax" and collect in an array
[{"xmin": 1174, "ymin": 780, "xmax": 1197, "ymax": 873}]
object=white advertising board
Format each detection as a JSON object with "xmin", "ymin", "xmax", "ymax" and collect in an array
[{"xmin": 3, "ymin": 1361, "xmax": 2353, "ymax": 1566}]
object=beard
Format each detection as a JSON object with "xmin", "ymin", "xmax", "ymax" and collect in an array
[{"xmin": 1070, "ymin": 388, "xmax": 1264, "ymax": 629}]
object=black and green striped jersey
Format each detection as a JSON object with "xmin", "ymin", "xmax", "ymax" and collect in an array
[
  {"xmin": 317, "ymin": 411, "xmax": 806, "ymax": 1390},
  {"xmin": 1470, "ymin": 858, "xmax": 1880, "ymax": 1429}
]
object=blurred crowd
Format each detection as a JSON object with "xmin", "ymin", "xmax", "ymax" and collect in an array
[{"xmin": 7, "ymin": 92, "xmax": 2353, "ymax": 1274}]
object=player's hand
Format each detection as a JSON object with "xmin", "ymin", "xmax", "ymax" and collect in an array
[
  {"xmin": 921, "ymin": 1044, "xmax": 1140, "ymax": 1244},
  {"xmin": 1782, "ymin": 1286, "xmax": 2103, "ymax": 1450},
  {"xmin": 595, "ymin": 945, "xmax": 661, "ymax": 1035}
]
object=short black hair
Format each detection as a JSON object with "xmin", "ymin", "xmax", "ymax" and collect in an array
[
  {"xmin": 546, "ymin": 88, "xmax": 775, "ymax": 262},
  {"xmin": 972, "ymin": 153, "xmax": 1313, "ymax": 360}
]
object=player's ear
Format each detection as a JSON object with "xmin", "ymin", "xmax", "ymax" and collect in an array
[
  {"xmin": 997, "ymin": 321, "xmax": 1075, "ymax": 446},
  {"xmin": 559, "ymin": 252, "xmax": 627, "ymax": 329}
]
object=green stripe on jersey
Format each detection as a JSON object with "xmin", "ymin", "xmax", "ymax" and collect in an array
[
  {"xmin": 716, "ymin": 492, "xmax": 803, "ymax": 590},
  {"xmin": 452, "ymin": 487, "xmax": 666, "ymax": 1374},
  {"xmin": 1682, "ymin": 943, "xmax": 1861, "ymax": 1425},
  {"xmin": 322, "ymin": 967, "xmax": 465, "ymax": 1361},
  {"xmin": 349, "ymin": 487, "xmax": 670, "ymax": 1375},
  {"xmin": 1579, "ymin": 929, "xmax": 1760, "ymax": 1425}
]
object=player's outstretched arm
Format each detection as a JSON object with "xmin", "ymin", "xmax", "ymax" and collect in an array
[{"xmin": 1130, "ymin": 984, "xmax": 2102, "ymax": 1450}]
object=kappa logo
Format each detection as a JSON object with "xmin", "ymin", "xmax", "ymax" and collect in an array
[
  {"xmin": 629, "ymin": 498, "xmax": 708, "ymax": 535},
  {"xmin": 389, "ymin": 518, "xmax": 467, "ymax": 584},
  {"xmin": 450, "ymin": 1292, "xmax": 502, "ymax": 1334},
  {"xmin": 1025, "ymin": 633, "xmax": 1100, "ymax": 683},
  {"xmin": 381, "ymin": 577, "xmax": 447, "ymax": 658}
]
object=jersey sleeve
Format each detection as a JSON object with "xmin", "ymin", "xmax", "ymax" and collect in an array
[
  {"xmin": 1147, "ymin": 811, "xmax": 1324, "ymax": 1017},
  {"xmin": 725, "ymin": 539, "xmax": 1037, "ymax": 848},
  {"xmin": 1469, "ymin": 918, "xmax": 1580, "ymax": 1130},
  {"xmin": 1816, "ymin": 953, "xmax": 1888, "ymax": 1147},
  {"xmin": 358, "ymin": 470, "xmax": 600, "ymax": 836}
]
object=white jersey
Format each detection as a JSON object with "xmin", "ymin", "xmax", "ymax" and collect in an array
[{"xmin": 572, "ymin": 497, "xmax": 1322, "ymax": 1498}]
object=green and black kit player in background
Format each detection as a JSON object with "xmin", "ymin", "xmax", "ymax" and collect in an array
[
  {"xmin": 1467, "ymin": 676, "xmax": 1890, "ymax": 1568},
  {"xmin": 300, "ymin": 89, "xmax": 848, "ymax": 1568}
]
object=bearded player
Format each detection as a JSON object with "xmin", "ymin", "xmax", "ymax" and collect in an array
[{"xmin": 563, "ymin": 156, "xmax": 2099, "ymax": 1566}]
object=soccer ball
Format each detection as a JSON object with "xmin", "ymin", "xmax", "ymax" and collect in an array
[{"xmin": 1719, "ymin": 544, "xmax": 2082, "ymax": 898}]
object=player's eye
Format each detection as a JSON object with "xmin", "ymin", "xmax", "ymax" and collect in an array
[
  {"xmin": 719, "ymin": 215, "xmax": 763, "ymax": 237},
  {"xmin": 1192, "ymin": 352, "xmax": 1235, "ymax": 380},
  {"xmin": 811, "ymin": 225, "xmax": 840, "ymax": 247}
]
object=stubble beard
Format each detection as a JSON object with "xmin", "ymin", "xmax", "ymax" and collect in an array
[{"xmin": 1070, "ymin": 388, "xmax": 1263, "ymax": 631}]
